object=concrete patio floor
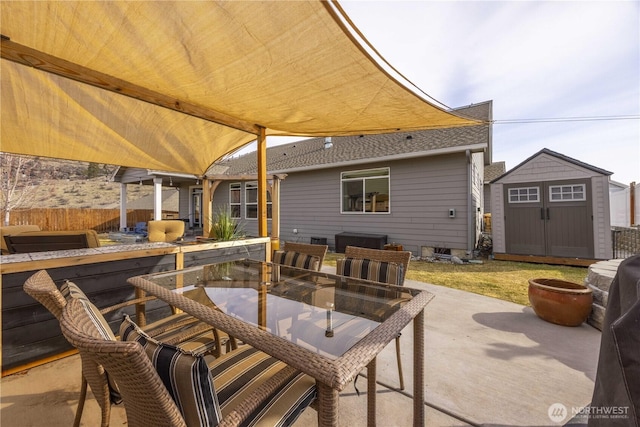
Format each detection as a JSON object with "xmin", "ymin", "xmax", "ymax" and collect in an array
[{"xmin": 1, "ymin": 278, "xmax": 602, "ymax": 426}]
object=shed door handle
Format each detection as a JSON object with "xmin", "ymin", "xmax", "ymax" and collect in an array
[{"xmin": 541, "ymin": 208, "xmax": 550, "ymax": 220}]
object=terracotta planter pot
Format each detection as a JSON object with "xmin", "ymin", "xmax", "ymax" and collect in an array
[{"xmin": 528, "ymin": 278, "xmax": 593, "ymax": 327}]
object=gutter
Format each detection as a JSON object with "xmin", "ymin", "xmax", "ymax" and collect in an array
[{"xmin": 268, "ymin": 143, "xmax": 488, "ymax": 174}]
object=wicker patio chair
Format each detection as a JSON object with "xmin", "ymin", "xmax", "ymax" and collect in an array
[
  {"xmin": 340, "ymin": 245, "xmax": 412, "ymax": 390},
  {"xmin": 61, "ymin": 297, "xmax": 317, "ymax": 427},
  {"xmin": 282, "ymin": 241, "xmax": 329, "ymax": 270},
  {"xmin": 22, "ymin": 270, "xmax": 225, "ymax": 427}
]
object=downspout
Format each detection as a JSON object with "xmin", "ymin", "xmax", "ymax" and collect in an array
[{"xmin": 466, "ymin": 150, "xmax": 474, "ymax": 254}]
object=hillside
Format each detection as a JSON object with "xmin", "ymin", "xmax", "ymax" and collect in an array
[
  {"xmin": 26, "ymin": 178, "xmax": 156, "ymax": 209},
  {"xmin": 3, "ymin": 155, "xmax": 156, "ymax": 209}
]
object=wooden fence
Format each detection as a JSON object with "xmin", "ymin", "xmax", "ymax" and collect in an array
[{"xmin": 7, "ymin": 209, "xmax": 179, "ymax": 233}]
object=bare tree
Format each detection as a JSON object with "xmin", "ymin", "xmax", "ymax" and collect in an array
[{"xmin": 0, "ymin": 153, "xmax": 38, "ymax": 226}]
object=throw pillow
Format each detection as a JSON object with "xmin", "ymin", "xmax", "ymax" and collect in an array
[{"xmin": 120, "ymin": 315, "xmax": 222, "ymax": 427}]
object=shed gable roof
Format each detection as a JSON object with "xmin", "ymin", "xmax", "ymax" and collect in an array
[
  {"xmin": 217, "ymin": 101, "xmax": 492, "ymax": 175},
  {"xmin": 491, "ymin": 148, "xmax": 612, "ymax": 183}
]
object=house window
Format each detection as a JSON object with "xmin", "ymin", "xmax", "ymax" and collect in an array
[
  {"xmin": 549, "ymin": 184, "xmax": 586, "ymax": 201},
  {"xmin": 245, "ymin": 181, "xmax": 272, "ymax": 219},
  {"xmin": 341, "ymin": 168, "xmax": 390, "ymax": 213},
  {"xmin": 229, "ymin": 183, "xmax": 241, "ymax": 218},
  {"xmin": 508, "ymin": 187, "xmax": 539, "ymax": 203}
]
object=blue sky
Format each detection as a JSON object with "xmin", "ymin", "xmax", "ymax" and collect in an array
[{"xmin": 256, "ymin": 1, "xmax": 639, "ymax": 184}]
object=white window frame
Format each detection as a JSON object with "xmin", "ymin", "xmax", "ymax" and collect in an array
[
  {"xmin": 229, "ymin": 183, "xmax": 241, "ymax": 219},
  {"xmin": 508, "ymin": 187, "xmax": 540, "ymax": 203},
  {"xmin": 549, "ymin": 184, "xmax": 586, "ymax": 202},
  {"xmin": 340, "ymin": 167, "xmax": 390, "ymax": 214},
  {"xmin": 245, "ymin": 181, "xmax": 272, "ymax": 220}
]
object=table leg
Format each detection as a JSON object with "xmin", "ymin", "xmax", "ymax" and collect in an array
[
  {"xmin": 135, "ymin": 287, "xmax": 146, "ymax": 327},
  {"xmin": 367, "ymin": 358, "xmax": 377, "ymax": 427},
  {"xmin": 317, "ymin": 382, "xmax": 339, "ymax": 427},
  {"xmin": 414, "ymin": 309, "xmax": 425, "ymax": 427}
]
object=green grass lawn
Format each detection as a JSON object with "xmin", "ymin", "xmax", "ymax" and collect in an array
[{"xmin": 323, "ymin": 253, "xmax": 588, "ymax": 306}]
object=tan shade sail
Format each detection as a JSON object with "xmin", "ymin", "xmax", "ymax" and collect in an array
[{"xmin": 1, "ymin": 1, "xmax": 482, "ymax": 175}]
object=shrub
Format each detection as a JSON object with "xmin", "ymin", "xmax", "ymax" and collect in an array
[{"xmin": 208, "ymin": 205, "xmax": 244, "ymax": 240}]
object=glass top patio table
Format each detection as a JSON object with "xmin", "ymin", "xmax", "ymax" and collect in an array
[{"xmin": 128, "ymin": 258, "xmax": 434, "ymax": 427}]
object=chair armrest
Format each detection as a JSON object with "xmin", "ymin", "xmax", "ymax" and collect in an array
[{"xmin": 99, "ymin": 296, "xmax": 157, "ymax": 314}]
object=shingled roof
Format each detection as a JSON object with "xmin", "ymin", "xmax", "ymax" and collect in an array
[
  {"xmin": 484, "ymin": 161, "xmax": 506, "ymax": 183},
  {"xmin": 214, "ymin": 101, "xmax": 493, "ymax": 175}
]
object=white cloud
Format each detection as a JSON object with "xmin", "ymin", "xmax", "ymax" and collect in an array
[{"xmin": 337, "ymin": 0, "xmax": 639, "ymax": 183}]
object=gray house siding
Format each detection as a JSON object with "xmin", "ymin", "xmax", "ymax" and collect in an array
[{"xmin": 213, "ymin": 153, "xmax": 474, "ymax": 256}]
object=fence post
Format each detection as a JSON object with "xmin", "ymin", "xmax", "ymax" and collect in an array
[{"xmin": 631, "ymin": 181, "xmax": 636, "ymax": 226}]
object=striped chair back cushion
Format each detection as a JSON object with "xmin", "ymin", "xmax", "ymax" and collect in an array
[
  {"xmin": 121, "ymin": 315, "xmax": 222, "ymax": 427},
  {"xmin": 64, "ymin": 282, "xmax": 121, "ymax": 403},
  {"xmin": 272, "ymin": 250, "xmax": 320, "ymax": 271},
  {"xmin": 336, "ymin": 257, "xmax": 404, "ymax": 286},
  {"xmin": 60, "ymin": 280, "xmax": 90, "ymax": 302},
  {"xmin": 60, "ymin": 280, "xmax": 116, "ymax": 341}
]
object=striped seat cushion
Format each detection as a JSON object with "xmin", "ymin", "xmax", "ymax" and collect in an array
[
  {"xmin": 209, "ymin": 345, "xmax": 316, "ymax": 427},
  {"xmin": 121, "ymin": 315, "xmax": 223, "ymax": 427},
  {"xmin": 273, "ymin": 250, "xmax": 320, "ymax": 271},
  {"xmin": 336, "ymin": 257, "xmax": 404, "ymax": 286}
]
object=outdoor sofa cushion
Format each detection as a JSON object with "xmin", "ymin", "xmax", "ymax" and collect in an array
[
  {"xmin": 2, "ymin": 229, "xmax": 100, "ymax": 253},
  {"xmin": 0, "ymin": 224, "xmax": 41, "ymax": 254}
]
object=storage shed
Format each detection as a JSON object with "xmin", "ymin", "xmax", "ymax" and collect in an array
[{"xmin": 490, "ymin": 148, "xmax": 613, "ymax": 263}]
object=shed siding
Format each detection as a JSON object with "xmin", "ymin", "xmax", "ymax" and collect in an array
[
  {"xmin": 484, "ymin": 185, "xmax": 492, "ymax": 214},
  {"xmin": 491, "ymin": 183, "xmax": 506, "ymax": 252},
  {"xmin": 592, "ymin": 175, "xmax": 613, "ymax": 259}
]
